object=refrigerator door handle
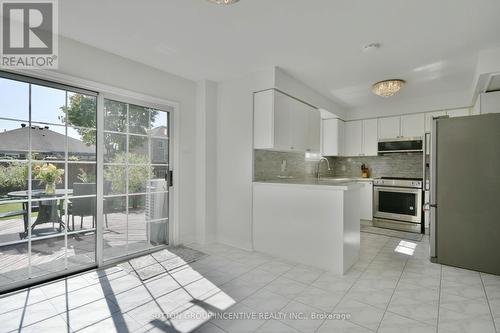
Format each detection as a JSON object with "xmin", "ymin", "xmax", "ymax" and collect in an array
[
  {"xmin": 429, "ymin": 116, "xmax": 441, "ymax": 260},
  {"xmin": 424, "ymin": 132, "xmax": 431, "ymax": 191},
  {"xmin": 430, "ymin": 204, "xmax": 437, "ymax": 262}
]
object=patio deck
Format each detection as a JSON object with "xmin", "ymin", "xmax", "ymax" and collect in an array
[{"xmin": 0, "ymin": 210, "xmax": 166, "ymax": 290}]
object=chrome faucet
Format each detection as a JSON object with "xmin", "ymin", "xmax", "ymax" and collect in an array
[{"xmin": 317, "ymin": 157, "xmax": 332, "ymax": 180}]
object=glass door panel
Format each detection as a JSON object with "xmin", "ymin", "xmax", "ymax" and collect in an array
[
  {"xmin": 103, "ymin": 98, "xmax": 169, "ymax": 262},
  {"xmin": 0, "ymin": 73, "xmax": 172, "ymax": 293},
  {"xmin": 0, "ymin": 74, "xmax": 97, "ymax": 292},
  {"xmin": 103, "ymin": 196, "xmax": 127, "ymax": 259}
]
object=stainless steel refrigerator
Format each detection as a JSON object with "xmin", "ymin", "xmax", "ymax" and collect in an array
[{"xmin": 429, "ymin": 113, "xmax": 500, "ymax": 275}]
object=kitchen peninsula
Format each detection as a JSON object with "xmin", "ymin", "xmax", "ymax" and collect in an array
[{"xmin": 252, "ymin": 178, "xmax": 362, "ymax": 274}]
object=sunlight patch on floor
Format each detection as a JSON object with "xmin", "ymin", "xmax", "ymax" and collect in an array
[{"xmin": 394, "ymin": 240, "xmax": 417, "ymax": 256}]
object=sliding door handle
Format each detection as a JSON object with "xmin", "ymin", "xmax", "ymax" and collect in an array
[{"xmin": 168, "ymin": 170, "xmax": 173, "ymax": 187}]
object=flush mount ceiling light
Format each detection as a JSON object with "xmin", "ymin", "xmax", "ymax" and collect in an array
[
  {"xmin": 362, "ymin": 42, "xmax": 381, "ymax": 53},
  {"xmin": 207, "ymin": 0, "xmax": 240, "ymax": 4},
  {"xmin": 372, "ymin": 79, "xmax": 406, "ymax": 97}
]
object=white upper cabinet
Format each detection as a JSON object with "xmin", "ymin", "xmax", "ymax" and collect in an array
[
  {"xmin": 424, "ymin": 111, "xmax": 446, "ymax": 132},
  {"xmin": 306, "ymin": 107, "xmax": 321, "ymax": 152},
  {"xmin": 447, "ymin": 108, "xmax": 470, "ymax": 118},
  {"xmin": 321, "ymin": 118, "xmax": 344, "ymax": 156},
  {"xmin": 378, "ymin": 116, "xmax": 401, "ymax": 139},
  {"xmin": 288, "ymin": 95, "xmax": 309, "ymax": 151},
  {"xmin": 344, "ymin": 120, "xmax": 363, "ymax": 156},
  {"xmin": 362, "ymin": 119, "xmax": 378, "ymax": 156},
  {"xmin": 481, "ymin": 91, "xmax": 500, "ymax": 114},
  {"xmin": 401, "ymin": 113, "xmax": 425, "ymax": 138},
  {"xmin": 253, "ymin": 89, "xmax": 275, "ymax": 149},
  {"xmin": 273, "ymin": 91, "xmax": 294, "ymax": 150},
  {"xmin": 253, "ymin": 89, "xmax": 320, "ymax": 152}
]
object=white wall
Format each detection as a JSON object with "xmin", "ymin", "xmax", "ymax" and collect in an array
[
  {"xmin": 54, "ymin": 36, "xmax": 198, "ymax": 244},
  {"xmin": 216, "ymin": 69, "xmax": 274, "ymax": 250},
  {"xmin": 196, "ymin": 80, "xmax": 218, "ymax": 244},
  {"xmin": 472, "ymin": 94, "xmax": 481, "ymax": 115},
  {"xmin": 274, "ymin": 67, "xmax": 348, "ymax": 119}
]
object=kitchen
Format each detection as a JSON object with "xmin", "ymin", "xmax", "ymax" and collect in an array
[
  {"xmin": 1, "ymin": 1, "xmax": 500, "ymax": 332},
  {"xmin": 250, "ymin": 75, "xmax": 500, "ymax": 276}
]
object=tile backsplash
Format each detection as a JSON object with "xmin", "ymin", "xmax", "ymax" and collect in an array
[
  {"xmin": 254, "ymin": 149, "xmax": 423, "ymax": 180},
  {"xmin": 330, "ymin": 154, "xmax": 423, "ymax": 178},
  {"xmin": 253, "ymin": 149, "xmax": 334, "ymax": 181}
]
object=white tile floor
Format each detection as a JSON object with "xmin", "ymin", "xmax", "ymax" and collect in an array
[{"xmin": 0, "ymin": 232, "xmax": 499, "ymax": 333}]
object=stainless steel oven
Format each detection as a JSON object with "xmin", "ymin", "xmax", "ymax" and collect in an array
[{"xmin": 373, "ymin": 178, "xmax": 423, "ymax": 233}]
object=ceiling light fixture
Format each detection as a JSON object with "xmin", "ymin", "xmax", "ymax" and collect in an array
[
  {"xmin": 362, "ymin": 42, "xmax": 380, "ymax": 53},
  {"xmin": 207, "ymin": 0, "xmax": 240, "ymax": 4},
  {"xmin": 372, "ymin": 79, "xmax": 406, "ymax": 97}
]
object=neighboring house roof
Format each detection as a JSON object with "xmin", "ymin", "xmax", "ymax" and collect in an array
[
  {"xmin": 0, "ymin": 126, "xmax": 95, "ymax": 155},
  {"xmin": 149, "ymin": 126, "xmax": 168, "ymax": 138}
]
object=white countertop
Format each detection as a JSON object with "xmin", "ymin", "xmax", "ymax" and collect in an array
[{"xmin": 253, "ymin": 177, "xmax": 366, "ymax": 190}]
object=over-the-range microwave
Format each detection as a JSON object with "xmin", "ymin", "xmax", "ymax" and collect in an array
[{"xmin": 378, "ymin": 137, "xmax": 423, "ymax": 154}]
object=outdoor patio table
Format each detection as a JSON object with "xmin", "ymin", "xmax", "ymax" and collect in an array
[{"xmin": 7, "ymin": 189, "xmax": 73, "ymax": 237}]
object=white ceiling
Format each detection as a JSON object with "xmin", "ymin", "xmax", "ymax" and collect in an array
[{"xmin": 59, "ymin": 0, "xmax": 500, "ymax": 111}]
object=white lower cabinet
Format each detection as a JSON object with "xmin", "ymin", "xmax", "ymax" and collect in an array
[
  {"xmin": 253, "ymin": 182, "xmax": 361, "ymax": 273},
  {"xmin": 360, "ymin": 181, "xmax": 373, "ymax": 221}
]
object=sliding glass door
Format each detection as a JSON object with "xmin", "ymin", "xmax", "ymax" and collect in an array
[
  {"xmin": 102, "ymin": 98, "xmax": 170, "ymax": 261},
  {"xmin": 0, "ymin": 75, "xmax": 98, "ymax": 291},
  {"xmin": 0, "ymin": 73, "xmax": 172, "ymax": 293}
]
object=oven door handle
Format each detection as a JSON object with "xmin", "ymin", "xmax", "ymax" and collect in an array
[{"xmin": 373, "ymin": 186, "xmax": 421, "ymax": 194}]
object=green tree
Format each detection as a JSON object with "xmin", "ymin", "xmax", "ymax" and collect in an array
[
  {"xmin": 0, "ymin": 161, "xmax": 28, "ymax": 195},
  {"xmin": 104, "ymin": 152, "xmax": 151, "ymax": 208},
  {"xmin": 59, "ymin": 94, "xmax": 97, "ymax": 145},
  {"xmin": 60, "ymin": 95, "xmax": 159, "ymax": 155}
]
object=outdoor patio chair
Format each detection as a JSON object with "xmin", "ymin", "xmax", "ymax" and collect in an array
[
  {"xmin": 68, "ymin": 183, "xmax": 97, "ymax": 230},
  {"xmin": 67, "ymin": 181, "xmax": 112, "ymax": 230}
]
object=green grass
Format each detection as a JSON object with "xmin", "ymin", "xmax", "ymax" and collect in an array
[{"xmin": 0, "ymin": 202, "xmax": 38, "ymax": 221}]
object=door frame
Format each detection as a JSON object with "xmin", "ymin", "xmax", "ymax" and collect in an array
[{"xmin": 0, "ymin": 69, "xmax": 180, "ymax": 291}]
